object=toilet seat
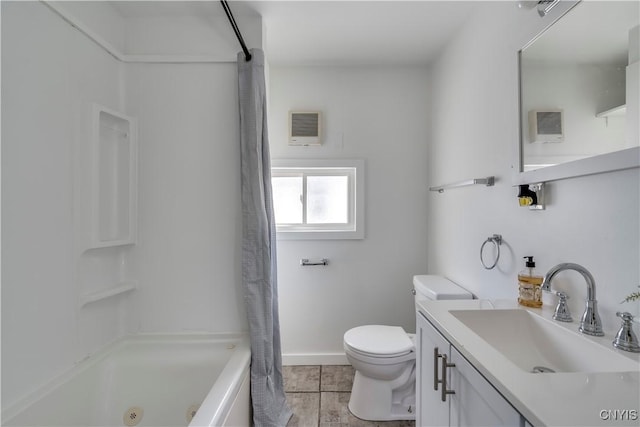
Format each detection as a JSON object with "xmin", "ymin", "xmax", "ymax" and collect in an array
[
  {"xmin": 344, "ymin": 325, "xmax": 414, "ymax": 357},
  {"xmin": 345, "ymin": 345, "xmax": 415, "ymax": 366}
]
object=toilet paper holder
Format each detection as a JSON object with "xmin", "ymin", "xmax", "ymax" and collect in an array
[{"xmin": 300, "ymin": 258, "xmax": 328, "ymax": 266}]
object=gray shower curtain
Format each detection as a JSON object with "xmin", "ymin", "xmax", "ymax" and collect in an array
[{"xmin": 237, "ymin": 48, "xmax": 292, "ymax": 427}]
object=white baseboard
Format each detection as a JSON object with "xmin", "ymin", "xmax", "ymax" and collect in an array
[{"xmin": 282, "ymin": 353, "xmax": 349, "ymax": 366}]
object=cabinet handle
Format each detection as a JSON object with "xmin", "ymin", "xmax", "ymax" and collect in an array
[
  {"xmin": 441, "ymin": 353, "xmax": 456, "ymax": 402},
  {"xmin": 433, "ymin": 347, "xmax": 442, "ymax": 390}
]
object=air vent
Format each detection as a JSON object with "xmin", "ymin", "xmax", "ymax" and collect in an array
[
  {"xmin": 528, "ymin": 109, "xmax": 564, "ymax": 143},
  {"xmin": 289, "ymin": 111, "xmax": 321, "ymax": 146}
]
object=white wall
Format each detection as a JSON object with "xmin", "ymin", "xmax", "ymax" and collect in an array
[
  {"xmin": 47, "ymin": 1, "xmax": 127, "ymax": 53},
  {"xmin": 124, "ymin": 14, "xmax": 262, "ymax": 59},
  {"xmin": 120, "ymin": 6, "xmax": 258, "ymax": 335},
  {"xmin": 427, "ymin": 2, "xmax": 639, "ymax": 333},
  {"xmin": 125, "ymin": 62, "xmax": 247, "ymax": 333},
  {"xmin": 47, "ymin": 2, "xmax": 262, "ymax": 62},
  {"xmin": 1, "ymin": 1, "xmax": 131, "ymax": 406},
  {"xmin": 269, "ymin": 66, "xmax": 430, "ymax": 363}
]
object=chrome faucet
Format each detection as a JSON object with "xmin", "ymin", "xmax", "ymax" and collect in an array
[{"xmin": 541, "ymin": 263, "xmax": 604, "ymax": 336}]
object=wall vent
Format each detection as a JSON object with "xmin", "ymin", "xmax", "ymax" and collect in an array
[
  {"xmin": 528, "ymin": 109, "xmax": 564, "ymax": 143},
  {"xmin": 289, "ymin": 111, "xmax": 321, "ymax": 146}
]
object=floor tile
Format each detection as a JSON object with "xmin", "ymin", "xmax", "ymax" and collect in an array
[
  {"xmin": 320, "ymin": 365, "xmax": 355, "ymax": 392},
  {"xmin": 283, "ymin": 366, "xmax": 415, "ymax": 427},
  {"xmin": 319, "ymin": 391, "xmax": 415, "ymax": 427},
  {"xmin": 319, "ymin": 391, "xmax": 365, "ymax": 426},
  {"xmin": 286, "ymin": 392, "xmax": 320, "ymax": 427},
  {"xmin": 283, "ymin": 365, "xmax": 321, "ymax": 392}
]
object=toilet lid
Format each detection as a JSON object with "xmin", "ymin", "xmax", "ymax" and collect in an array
[{"xmin": 344, "ymin": 325, "xmax": 413, "ymax": 356}]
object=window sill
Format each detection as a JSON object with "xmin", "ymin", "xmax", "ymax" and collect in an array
[{"xmin": 276, "ymin": 229, "xmax": 364, "ymax": 240}]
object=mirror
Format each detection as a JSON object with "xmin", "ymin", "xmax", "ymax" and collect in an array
[{"xmin": 515, "ymin": 0, "xmax": 639, "ymax": 185}]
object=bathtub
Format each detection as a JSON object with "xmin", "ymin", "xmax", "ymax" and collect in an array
[{"xmin": 2, "ymin": 334, "xmax": 251, "ymax": 427}]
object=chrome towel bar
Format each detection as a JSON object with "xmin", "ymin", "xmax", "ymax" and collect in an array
[{"xmin": 430, "ymin": 176, "xmax": 495, "ymax": 193}]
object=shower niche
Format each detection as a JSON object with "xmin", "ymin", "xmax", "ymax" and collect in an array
[
  {"xmin": 75, "ymin": 104, "xmax": 138, "ymax": 309},
  {"xmin": 91, "ymin": 105, "xmax": 137, "ymax": 248}
]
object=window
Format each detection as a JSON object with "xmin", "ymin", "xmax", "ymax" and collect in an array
[{"xmin": 271, "ymin": 159, "xmax": 364, "ymax": 240}]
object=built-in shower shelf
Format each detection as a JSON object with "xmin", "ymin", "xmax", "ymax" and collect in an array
[
  {"xmin": 79, "ymin": 281, "xmax": 137, "ymax": 307},
  {"xmin": 90, "ymin": 104, "xmax": 138, "ymax": 249}
]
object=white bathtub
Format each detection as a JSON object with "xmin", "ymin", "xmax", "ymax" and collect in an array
[{"xmin": 2, "ymin": 334, "xmax": 251, "ymax": 427}]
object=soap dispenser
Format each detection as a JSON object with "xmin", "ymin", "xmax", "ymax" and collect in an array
[{"xmin": 518, "ymin": 256, "xmax": 543, "ymax": 307}]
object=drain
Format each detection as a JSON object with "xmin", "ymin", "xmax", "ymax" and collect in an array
[
  {"xmin": 531, "ymin": 366, "xmax": 555, "ymax": 373},
  {"xmin": 123, "ymin": 406, "xmax": 144, "ymax": 427},
  {"xmin": 186, "ymin": 404, "xmax": 200, "ymax": 423}
]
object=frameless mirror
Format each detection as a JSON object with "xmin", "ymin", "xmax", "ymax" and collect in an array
[{"xmin": 515, "ymin": 1, "xmax": 639, "ymax": 185}]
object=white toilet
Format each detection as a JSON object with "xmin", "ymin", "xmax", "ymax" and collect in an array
[{"xmin": 343, "ymin": 275, "xmax": 472, "ymax": 421}]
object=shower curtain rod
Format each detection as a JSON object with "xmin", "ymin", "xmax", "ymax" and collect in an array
[{"xmin": 220, "ymin": 0, "xmax": 252, "ymax": 62}]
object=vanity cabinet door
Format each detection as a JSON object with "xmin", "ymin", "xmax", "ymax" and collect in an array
[
  {"xmin": 449, "ymin": 346, "xmax": 521, "ymax": 427},
  {"xmin": 416, "ymin": 312, "xmax": 450, "ymax": 427}
]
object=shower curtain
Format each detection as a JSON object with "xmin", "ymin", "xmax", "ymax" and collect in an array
[{"xmin": 237, "ymin": 48, "xmax": 292, "ymax": 427}]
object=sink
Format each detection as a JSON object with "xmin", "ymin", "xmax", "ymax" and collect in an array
[{"xmin": 449, "ymin": 309, "xmax": 639, "ymax": 374}]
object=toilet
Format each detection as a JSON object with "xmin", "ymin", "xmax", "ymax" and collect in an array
[{"xmin": 343, "ymin": 275, "xmax": 472, "ymax": 421}]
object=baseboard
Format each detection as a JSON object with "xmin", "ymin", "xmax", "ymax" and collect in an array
[{"xmin": 282, "ymin": 353, "xmax": 349, "ymax": 366}]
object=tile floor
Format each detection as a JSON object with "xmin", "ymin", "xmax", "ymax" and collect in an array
[{"xmin": 283, "ymin": 365, "xmax": 415, "ymax": 427}]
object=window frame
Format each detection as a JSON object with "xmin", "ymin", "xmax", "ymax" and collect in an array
[{"xmin": 271, "ymin": 159, "xmax": 365, "ymax": 240}]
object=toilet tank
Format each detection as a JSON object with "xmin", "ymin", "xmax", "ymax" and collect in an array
[{"xmin": 413, "ymin": 275, "xmax": 472, "ymax": 301}]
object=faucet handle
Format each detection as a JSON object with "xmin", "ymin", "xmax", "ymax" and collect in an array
[
  {"xmin": 616, "ymin": 311, "xmax": 639, "ymax": 323},
  {"xmin": 613, "ymin": 312, "xmax": 640, "ymax": 353},
  {"xmin": 552, "ymin": 291, "xmax": 573, "ymax": 322},
  {"xmin": 617, "ymin": 311, "xmax": 631, "ymax": 320}
]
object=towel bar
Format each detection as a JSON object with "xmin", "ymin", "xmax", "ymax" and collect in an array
[{"xmin": 430, "ymin": 176, "xmax": 495, "ymax": 193}]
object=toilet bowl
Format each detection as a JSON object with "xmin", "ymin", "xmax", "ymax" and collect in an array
[
  {"xmin": 343, "ymin": 275, "xmax": 472, "ymax": 421},
  {"xmin": 344, "ymin": 325, "xmax": 416, "ymax": 420}
]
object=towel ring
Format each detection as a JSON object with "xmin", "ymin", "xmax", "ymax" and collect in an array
[{"xmin": 480, "ymin": 234, "xmax": 502, "ymax": 270}]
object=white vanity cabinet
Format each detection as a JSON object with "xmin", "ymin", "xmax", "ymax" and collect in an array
[
  {"xmin": 417, "ymin": 311, "xmax": 522, "ymax": 427},
  {"xmin": 416, "ymin": 310, "xmax": 451, "ymax": 426},
  {"xmin": 449, "ymin": 346, "xmax": 522, "ymax": 426}
]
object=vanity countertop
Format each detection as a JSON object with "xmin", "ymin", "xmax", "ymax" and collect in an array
[{"xmin": 416, "ymin": 299, "xmax": 640, "ymax": 427}]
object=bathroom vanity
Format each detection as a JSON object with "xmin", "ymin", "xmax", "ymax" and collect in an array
[
  {"xmin": 416, "ymin": 300, "xmax": 640, "ymax": 426},
  {"xmin": 417, "ymin": 311, "xmax": 520, "ymax": 426}
]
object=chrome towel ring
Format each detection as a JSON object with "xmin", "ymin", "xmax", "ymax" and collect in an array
[{"xmin": 480, "ymin": 234, "xmax": 502, "ymax": 270}]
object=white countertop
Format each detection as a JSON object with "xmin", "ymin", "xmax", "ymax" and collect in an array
[{"xmin": 416, "ymin": 299, "xmax": 640, "ymax": 427}]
